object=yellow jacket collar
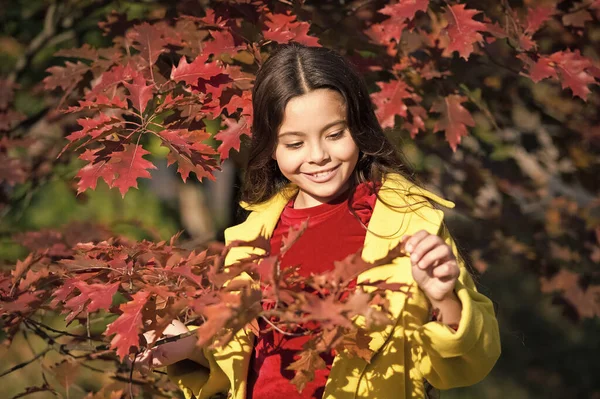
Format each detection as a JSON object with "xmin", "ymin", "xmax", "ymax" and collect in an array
[{"xmin": 238, "ymin": 173, "xmax": 455, "ymax": 212}]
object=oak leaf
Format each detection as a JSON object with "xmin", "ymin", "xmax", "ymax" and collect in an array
[
  {"xmin": 214, "ymin": 116, "xmax": 251, "ymax": 160},
  {"xmin": 171, "ymin": 54, "xmax": 223, "ymax": 86},
  {"xmin": 263, "ymin": 12, "xmax": 320, "ymax": 47},
  {"xmin": 127, "ymin": 22, "xmax": 168, "ymax": 67},
  {"xmin": 287, "ymin": 349, "xmax": 326, "ymax": 393},
  {"xmin": 76, "ymin": 144, "xmax": 157, "ymax": 197},
  {"xmin": 371, "ymin": 80, "xmax": 412, "ymax": 129},
  {"xmin": 105, "ymin": 291, "xmax": 151, "ymax": 360},
  {"xmin": 431, "ymin": 94, "xmax": 475, "ymax": 151},
  {"xmin": 440, "ymin": 4, "xmax": 488, "ymax": 60},
  {"xmin": 379, "ymin": 0, "xmax": 429, "ymax": 21},
  {"xmin": 123, "ymin": 73, "xmax": 154, "ymax": 114}
]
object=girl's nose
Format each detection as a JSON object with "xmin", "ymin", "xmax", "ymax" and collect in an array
[{"xmin": 308, "ymin": 144, "xmax": 330, "ymax": 164}]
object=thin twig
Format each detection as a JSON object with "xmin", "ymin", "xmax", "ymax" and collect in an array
[
  {"xmin": 0, "ymin": 348, "xmax": 52, "ymax": 378},
  {"xmin": 259, "ymin": 315, "xmax": 307, "ymax": 337}
]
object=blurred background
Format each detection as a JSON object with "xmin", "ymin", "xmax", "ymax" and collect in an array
[{"xmin": 1, "ymin": 0, "xmax": 599, "ymax": 398}]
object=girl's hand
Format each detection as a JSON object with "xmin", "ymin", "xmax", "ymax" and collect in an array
[
  {"xmin": 402, "ymin": 230, "xmax": 460, "ymax": 302},
  {"xmin": 130, "ymin": 319, "xmax": 197, "ymax": 374}
]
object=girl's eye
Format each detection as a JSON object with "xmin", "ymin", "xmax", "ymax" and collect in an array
[
  {"xmin": 328, "ymin": 130, "xmax": 345, "ymax": 140},
  {"xmin": 285, "ymin": 142, "xmax": 303, "ymax": 149}
]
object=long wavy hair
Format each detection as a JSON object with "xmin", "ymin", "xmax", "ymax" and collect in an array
[{"xmin": 241, "ymin": 42, "xmax": 418, "ymax": 205}]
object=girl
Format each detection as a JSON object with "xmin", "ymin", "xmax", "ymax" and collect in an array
[{"xmin": 137, "ymin": 42, "xmax": 501, "ymax": 399}]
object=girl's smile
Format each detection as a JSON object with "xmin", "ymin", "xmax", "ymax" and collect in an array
[
  {"xmin": 273, "ymin": 88, "xmax": 359, "ymax": 209},
  {"xmin": 301, "ymin": 164, "xmax": 340, "ymax": 182}
]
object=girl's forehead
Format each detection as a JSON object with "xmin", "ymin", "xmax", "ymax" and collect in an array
[{"xmin": 280, "ymin": 89, "xmax": 346, "ymax": 128}]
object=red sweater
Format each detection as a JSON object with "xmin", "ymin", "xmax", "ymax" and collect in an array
[{"xmin": 247, "ymin": 183, "xmax": 378, "ymax": 399}]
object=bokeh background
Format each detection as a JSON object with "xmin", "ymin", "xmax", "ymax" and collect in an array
[{"xmin": 1, "ymin": 0, "xmax": 599, "ymax": 398}]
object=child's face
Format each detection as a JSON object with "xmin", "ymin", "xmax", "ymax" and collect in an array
[{"xmin": 273, "ymin": 88, "xmax": 359, "ymax": 209}]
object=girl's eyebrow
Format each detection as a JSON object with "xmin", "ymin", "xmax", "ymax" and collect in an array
[{"xmin": 278, "ymin": 119, "xmax": 346, "ymax": 137}]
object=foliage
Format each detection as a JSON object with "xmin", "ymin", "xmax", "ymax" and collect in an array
[{"xmin": 1, "ymin": 0, "xmax": 599, "ymax": 397}]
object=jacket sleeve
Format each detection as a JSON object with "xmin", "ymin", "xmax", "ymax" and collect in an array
[
  {"xmin": 166, "ymin": 218, "xmax": 261, "ymax": 399},
  {"xmin": 166, "ymin": 328, "xmax": 230, "ymax": 399},
  {"xmin": 410, "ymin": 223, "xmax": 501, "ymax": 389}
]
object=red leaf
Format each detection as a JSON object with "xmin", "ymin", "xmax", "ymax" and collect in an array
[
  {"xmin": 160, "ymin": 128, "xmax": 219, "ymax": 182},
  {"xmin": 286, "ymin": 349, "xmax": 326, "ymax": 393},
  {"xmin": 91, "ymin": 63, "xmax": 136, "ymax": 97},
  {"xmin": 371, "ymin": 80, "xmax": 412, "ymax": 129},
  {"xmin": 18, "ymin": 268, "xmax": 50, "ymax": 292},
  {"xmin": 222, "ymin": 90, "xmax": 253, "ymax": 119},
  {"xmin": 281, "ymin": 219, "xmax": 309, "ymax": 256},
  {"xmin": 66, "ymin": 94, "xmax": 128, "ymax": 113},
  {"xmin": 263, "ymin": 12, "xmax": 320, "ymax": 47},
  {"xmin": 68, "ymin": 113, "xmax": 122, "ymax": 142},
  {"xmin": 105, "ymin": 291, "xmax": 150, "ymax": 360},
  {"xmin": 76, "ymin": 144, "xmax": 157, "ymax": 197},
  {"xmin": 123, "ymin": 73, "xmax": 154, "ymax": 114},
  {"xmin": 522, "ymin": 6, "xmax": 555, "ymax": 35},
  {"xmin": 521, "ymin": 50, "xmax": 598, "ymax": 100},
  {"xmin": 52, "ymin": 359, "xmax": 81, "ymax": 389},
  {"xmin": 550, "ymin": 50, "xmax": 598, "ymax": 100},
  {"xmin": 214, "ymin": 116, "xmax": 251, "ymax": 160},
  {"xmin": 43, "ymin": 61, "xmax": 89, "ymax": 92},
  {"xmin": 440, "ymin": 4, "xmax": 487, "ymax": 60},
  {"xmin": 127, "ymin": 22, "xmax": 168, "ymax": 67},
  {"xmin": 202, "ymin": 30, "xmax": 246, "ymax": 58},
  {"xmin": 431, "ymin": 94, "xmax": 475, "ymax": 151},
  {"xmin": 63, "ymin": 281, "xmax": 120, "ymax": 323},
  {"xmin": 379, "ymin": 0, "xmax": 429, "ymax": 21},
  {"xmin": 171, "ymin": 54, "xmax": 223, "ymax": 86},
  {"xmin": 366, "ymin": 18, "xmax": 407, "ymax": 47},
  {"xmin": 11, "ymin": 253, "xmax": 35, "ymax": 286}
]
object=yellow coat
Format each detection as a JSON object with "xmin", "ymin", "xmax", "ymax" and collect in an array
[{"xmin": 167, "ymin": 173, "xmax": 501, "ymax": 399}]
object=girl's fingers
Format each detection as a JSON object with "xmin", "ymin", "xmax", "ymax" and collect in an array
[
  {"xmin": 404, "ymin": 230, "xmax": 429, "ymax": 253},
  {"xmin": 410, "ymin": 235, "xmax": 444, "ymax": 268},
  {"xmin": 431, "ymin": 261, "xmax": 459, "ymax": 279},
  {"xmin": 415, "ymin": 243, "xmax": 452, "ymax": 270}
]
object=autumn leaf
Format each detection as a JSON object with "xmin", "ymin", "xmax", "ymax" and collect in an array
[
  {"xmin": 123, "ymin": 73, "xmax": 154, "ymax": 114},
  {"xmin": 515, "ymin": 6, "xmax": 554, "ymax": 50},
  {"xmin": 43, "ymin": 61, "xmax": 89, "ymax": 92},
  {"xmin": 76, "ymin": 144, "xmax": 157, "ymax": 197},
  {"xmin": 431, "ymin": 94, "xmax": 475, "ymax": 151},
  {"xmin": 520, "ymin": 50, "xmax": 598, "ymax": 100},
  {"xmin": 281, "ymin": 219, "xmax": 309, "ymax": 256},
  {"xmin": 371, "ymin": 80, "xmax": 412, "ymax": 129},
  {"xmin": 127, "ymin": 22, "xmax": 168, "ymax": 67},
  {"xmin": 170, "ymin": 54, "xmax": 223, "ymax": 86},
  {"xmin": 287, "ymin": 349, "xmax": 326, "ymax": 393},
  {"xmin": 214, "ymin": 116, "xmax": 250, "ymax": 160},
  {"xmin": 335, "ymin": 328, "xmax": 374, "ymax": 362},
  {"xmin": 105, "ymin": 290, "xmax": 150, "ymax": 360},
  {"xmin": 522, "ymin": 6, "xmax": 555, "ymax": 35},
  {"xmin": 62, "ymin": 281, "xmax": 120, "ymax": 323},
  {"xmin": 67, "ymin": 113, "xmax": 123, "ymax": 142},
  {"xmin": 540, "ymin": 269, "xmax": 600, "ymax": 318},
  {"xmin": 202, "ymin": 30, "xmax": 246, "ymax": 58},
  {"xmin": 440, "ymin": 4, "xmax": 488, "ymax": 60},
  {"xmin": 52, "ymin": 359, "xmax": 81, "ymax": 388},
  {"xmin": 263, "ymin": 12, "xmax": 320, "ymax": 47},
  {"xmin": 379, "ymin": 0, "xmax": 429, "ymax": 22}
]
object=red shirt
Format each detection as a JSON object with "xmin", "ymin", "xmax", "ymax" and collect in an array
[{"xmin": 247, "ymin": 183, "xmax": 378, "ymax": 399}]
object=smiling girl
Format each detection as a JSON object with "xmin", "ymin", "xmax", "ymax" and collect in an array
[{"xmin": 137, "ymin": 43, "xmax": 501, "ymax": 399}]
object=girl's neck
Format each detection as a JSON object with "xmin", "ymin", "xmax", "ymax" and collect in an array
[{"xmin": 293, "ymin": 184, "xmax": 353, "ymax": 209}]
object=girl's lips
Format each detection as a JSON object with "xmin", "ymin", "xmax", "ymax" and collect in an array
[{"xmin": 301, "ymin": 165, "xmax": 340, "ymax": 183}]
